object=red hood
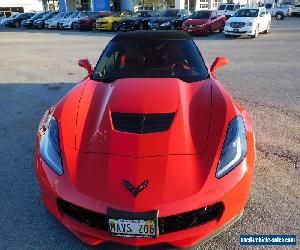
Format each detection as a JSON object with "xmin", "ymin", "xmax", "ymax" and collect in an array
[
  {"xmin": 52, "ymin": 77, "xmax": 237, "ymax": 210},
  {"xmin": 184, "ymin": 19, "xmax": 210, "ymax": 25},
  {"xmin": 74, "ymin": 78, "xmax": 212, "ymax": 157}
]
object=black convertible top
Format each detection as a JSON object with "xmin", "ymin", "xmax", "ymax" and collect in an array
[{"xmin": 112, "ymin": 31, "xmax": 192, "ymax": 41}]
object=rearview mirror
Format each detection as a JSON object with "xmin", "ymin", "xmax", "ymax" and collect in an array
[
  {"xmin": 78, "ymin": 59, "xmax": 93, "ymax": 76},
  {"xmin": 260, "ymin": 13, "xmax": 266, "ymax": 17},
  {"xmin": 210, "ymin": 57, "xmax": 228, "ymax": 75}
]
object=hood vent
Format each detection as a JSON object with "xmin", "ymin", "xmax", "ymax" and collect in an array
[{"xmin": 112, "ymin": 112, "xmax": 175, "ymax": 134}]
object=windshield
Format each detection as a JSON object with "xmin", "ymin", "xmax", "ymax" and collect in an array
[
  {"xmin": 234, "ymin": 9, "xmax": 259, "ymax": 17},
  {"xmin": 162, "ymin": 10, "xmax": 178, "ymax": 17},
  {"xmin": 69, "ymin": 12, "xmax": 79, "ymax": 18},
  {"xmin": 30, "ymin": 13, "xmax": 44, "ymax": 20},
  {"xmin": 190, "ymin": 11, "xmax": 211, "ymax": 19},
  {"xmin": 54, "ymin": 12, "xmax": 66, "ymax": 18},
  {"xmin": 92, "ymin": 39, "xmax": 208, "ymax": 83},
  {"xmin": 133, "ymin": 11, "xmax": 148, "ymax": 17},
  {"xmin": 79, "ymin": 12, "xmax": 88, "ymax": 17},
  {"xmin": 265, "ymin": 4, "xmax": 272, "ymax": 9},
  {"xmin": 218, "ymin": 4, "xmax": 227, "ymax": 10},
  {"xmin": 226, "ymin": 5, "xmax": 235, "ymax": 11}
]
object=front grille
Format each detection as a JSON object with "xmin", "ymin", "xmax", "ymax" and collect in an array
[
  {"xmin": 150, "ymin": 23, "xmax": 159, "ymax": 29},
  {"xmin": 111, "ymin": 112, "xmax": 175, "ymax": 134},
  {"xmin": 158, "ymin": 203, "xmax": 224, "ymax": 234},
  {"xmin": 230, "ymin": 22, "xmax": 246, "ymax": 28},
  {"xmin": 57, "ymin": 198, "xmax": 224, "ymax": 235},
  {"xmin": 58, "ymin": 199, "xmax": 108, "ymax": 231}
]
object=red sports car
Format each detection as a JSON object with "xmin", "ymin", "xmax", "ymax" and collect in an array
[
  {"xmin": 182, "ymin": 10, "xmax": 226, "ymax": 35},
  {"xmin": 35, "ymin": 31, "xmax": 255, "ymax": 249}
]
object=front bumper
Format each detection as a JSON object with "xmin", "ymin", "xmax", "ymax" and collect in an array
[
  {"xmin": 36, "ymin": 147, "xmax": 254, "ymax": 248},
  {"xmin": 95, "ymin": 22, "xmax": 112, "ymax": 31},
  {"xmin": 181, "ymin": 25, "xmax": 209, "ymax": 35},
  {"xmin": 45, "ymin": 23, "xmax": 58, "ymax": 29},
  {"xmin": 224, "ymin": 26, "xmax": 255, "ymax": 36},
  {"xmin": 62, "ymin": 23, "xmax": 73, "ymax": 29}
]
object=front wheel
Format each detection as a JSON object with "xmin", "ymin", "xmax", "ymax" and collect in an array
[
  {"xmin": 15, "ymin": 22, "xmax": 20, "ymax": 28},
  {"xmin": 92, "ymin": 21, "xmax": 97, "ymax": 31},
  {"xmin": 251, "ymin": 26, "xmax": 259, "ymax": 38},
  {"xmin": 263, "ymin": 22, "xmax": 271, "ymax": 34},
  {"xmin": 170, "ymin": 24, "xmax": 175, "ymax": 30},
  {"xmin": 219, "ymin": 24, "xmax": 224, "ymax": 33},
  {"xmin": 73, "ymin": 23, "xmax": 80, "ymax": 31},
  {"xmin": 112, "ymin": 22, "xmax": 119, "ymax": 32},
  {"xmin": 138, "ymin": 22, "xmax": 143, "ymax": 30},
  {"xmin": 275, "ymin": 12, "xmax": 284, "ymax": 20}
]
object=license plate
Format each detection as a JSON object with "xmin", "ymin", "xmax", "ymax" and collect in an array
[
  {"xmin": 233, "ymin": 28, "xmax": 239, "ymax": 32},
  {"xmin": 188, "ymin": 29, "xmax": 192, "ymax": 32},
  {"xmin": 108, "ymin": 218, "xmax": 157, "ymax": 238},
  {"xmin": 107, "ymin": 207, "xmax": 158, "ymax": 239}
]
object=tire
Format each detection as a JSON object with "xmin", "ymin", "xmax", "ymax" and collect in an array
[
  {"xmin": 138, "ymin": 22, "xmax": 143, "ymax": 30},
  {"xmin": 73, "ymin": 23, "xmax": 80, "ymax": 31},
  {"xmin": 15, "ymin": 22, "xmax": 20, "ymax": 28},
  {"xmin": 170, "ymin": 24, "xmax": 175, "ymax": 30},
  {"xmin": 112, "ymin": 22, "xmax": 119, "ymax": 32},
  {"xmin": 92, "ymin": 21, "xmax": 96, "ymax": 31},
  {"xmin": 208, "ymin": 25, "xmax": 212, "ymax": 35},
  {"xmin": 251, "ymin": 26, "xmax": 259, "ymax": 38},
  {"xmin": 263, "ymin": 21, "xmax": 271, "ymax": 34},
  {"xmin": 276, "ymin": 12, "xmax": 284, "ymax": 20},
  {"xmin": 219, "ymin": 24, "xmax": 224, "ymax": 33}
]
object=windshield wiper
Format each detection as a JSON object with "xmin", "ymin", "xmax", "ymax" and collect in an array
[{"xmin": 91, "ymin": 74, "xmax": 118, "ymax": 83}]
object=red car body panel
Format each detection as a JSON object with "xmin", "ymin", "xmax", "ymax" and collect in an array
[
  {"xmin": 182, "ymin": 11, "xmax": 226, "ymax": 35},
  {"xmin": 35, "ymin": 36, "xmax": 255, "ymax": 248}
]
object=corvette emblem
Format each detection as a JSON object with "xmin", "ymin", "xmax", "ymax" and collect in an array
[{"xmin": 123, "ymin": 179, "xmax": 149, "ymax": 197}]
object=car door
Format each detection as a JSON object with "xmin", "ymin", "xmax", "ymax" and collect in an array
[
  {"xmin": 258, "ymin": 9, "xmax": 268, "ymax": 31},
  {"xmin": 215, "ymin": 11, "xmax": 224, "ymax": 30},
  {"xmin": 210, "ymin": 12, "xmax": 218, "ymax": 31}
]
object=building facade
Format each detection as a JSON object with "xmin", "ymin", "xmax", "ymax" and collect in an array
[{"xmin": 0, "ymin": 0, "xmax": 43, "ymax": 13}]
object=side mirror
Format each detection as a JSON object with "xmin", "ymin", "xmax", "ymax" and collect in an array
[
  {"xmin": 78, "ymin": 59, "xmax": 93, "ymax": 76},
  {"xmin": 210, "ymin": 57, "xmax": 228, "ymax": 75},
  {"xmin": 260, "ymin": 13, "xmax": 265, "ymax": 17}
]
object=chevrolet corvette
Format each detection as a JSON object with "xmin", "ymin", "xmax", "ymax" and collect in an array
[{"xmin": 35, "ymin": 31, "xmax": 255, "ymax": 249}]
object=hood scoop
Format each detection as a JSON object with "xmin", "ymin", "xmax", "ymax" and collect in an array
[{"xmin": 111, "ymin": 112, "xmax": 175, "ymax": 134}]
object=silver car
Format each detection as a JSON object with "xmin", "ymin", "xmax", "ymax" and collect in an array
[
  {"xmin": 45, "ymin": 12, "xmax": 70, "ymax": 29},
  {"xmin": 61, "ymin": 12, "xmax": 89, "ymax": 29}
]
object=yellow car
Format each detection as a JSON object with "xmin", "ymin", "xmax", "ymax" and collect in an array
[{"xmin": 95, "ymin": 11, "xmax": 132, "ymax": 31}]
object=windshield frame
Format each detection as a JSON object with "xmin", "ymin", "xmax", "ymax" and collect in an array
[
  {"xmin": 190, "ymin": 11, "xmax": 212, "ymax": 19},
  {"xmin": 234, "ymin": 9, "xmax": 259, "ymax": 17},
  {"xmin": 91, "ymin": 39, "xmax": 209, "ymax": 83}
]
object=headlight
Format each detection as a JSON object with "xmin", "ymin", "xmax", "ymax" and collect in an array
[
  {"xmin": 39, "ymin": 116, "xmax": 63, "ymax": 175},
  {"xmin": 160, "ymin": 21, "xmax": 170, "ymax": 27},
  {"xmin": 246, "ymin": 21, "xmax": 254, "ymax": 26},
  {"xmin": 225, "ymin": 22, "xmax": 230, "ymax": 26},
  {"xmin": 216, "ymin": 116, "xmax": 247, "ymax": 178}
]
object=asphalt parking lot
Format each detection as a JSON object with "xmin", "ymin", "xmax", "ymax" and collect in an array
[{"xmin": 0, "ymin": 17, "xmax": 299, "ymax": 250}]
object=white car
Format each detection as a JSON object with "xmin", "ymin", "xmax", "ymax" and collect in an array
[
  {"xmin": 45, "ymin": 12, "xmax": 68, "ymax": 29},
  {"xmin": 292, "ymin": 4, "xmax": 300, "ymax": 16},
  {"xmin": 224, "ymin": 7, "xmax": 271, "ymax": 38},
  {"xmin": 61, "ymin": 12, "xmax": 89, "ymax": 29}
]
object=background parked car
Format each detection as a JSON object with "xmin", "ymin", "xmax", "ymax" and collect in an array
[
  {"xmin": 292, "ymin": 4, "xmax": 300, "ymax": 16},
  {"xmin": 72, "ymin": 11, "xmax": 111, "ymax": 31},
  {"xmin": 224, "ymin": 7, "xmax": 271, "ymax": 38},
  {"xmin": 182, "ymin": 10, "xmax": 226, "ymax": 35},
  {"xmin": 33, "ymin": 12, "xmax": 59, "ymax": 29},
  {"xmin": 0, "ymin": 14, "xmax": 17, "ymax": 27},
  {"xmin": 119, "ymin": 10, "xmax": 160, "ymax": 31},
  {"xmin": 148, "ymin": 9, "xmax": 190, "ymax": 30},
  {"xmin": 95, "ymin": 11, "xmax": 132, "ymax": 31},
  {"xmin": 59, "ymin": 12, "xmax": 82, "ymax": 29},
  {"xmin": 22, "ymin": 12, "xmax": 47, "ymax": 28},
  {"xmin": 62, "ymin": 12, "xmax": 94, "ymax": 30},
  {"xmin": 218, "ymin": 4, "xmax": 241, "ymax": 19},
  {"xmin": 265, "ymin": 3, "xmax": 291, "ymax": 19},
  {"xmin": 4, "ymin": 13, "xmax": 34, "ymax": 28},
  {"xmin": 45, "ymin": 12, "xmax": 68, "ymax": 29}
]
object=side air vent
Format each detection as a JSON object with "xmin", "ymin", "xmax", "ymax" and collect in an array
[{"xmin": 111, "ymin": 112, "xmax": 175, "ymax": 134}]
